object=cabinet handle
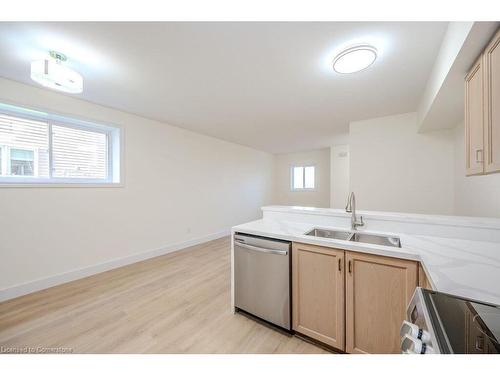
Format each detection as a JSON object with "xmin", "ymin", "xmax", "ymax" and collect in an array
[
  {"xmin": 348, "ymin": 260, "xmax": 352, "ymax": 274},
  {"xmin": 475, "ymin": 335, "xmax": 484, "ymax": 351},
  {"xmin": 338, "ymin": 258, "xmax": 341, "ymax": 271},
  {"xmin": 476, "ymin": 149, "xmax": 483, "ymax": 163}
]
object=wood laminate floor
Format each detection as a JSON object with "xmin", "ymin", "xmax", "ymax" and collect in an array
[{"xmin": 0, "ymin": 236, "xmax": 329, "ymax": 354}]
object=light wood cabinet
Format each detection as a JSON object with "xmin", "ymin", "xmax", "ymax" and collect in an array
[
  {"xmin": 292, "ymin": 243, "xmax": 345, "ymax": 350},
  {"xmin": 345, "ymin": 251, "xmax": 417, "ymax": 354},
  {"xmin": 484, "ymin": 28, "xmax": 500, "ymax": 174},
  {"xmin": 292, "ymin": 242, "xmax": 418, "ymax": 354},
  {"xmin": 465, "ymin": 28, "xmax": 500, "ymax": 176},
  {"xmin": 465, "ymin": 56, "xmax": 485, "ymax": 176}
]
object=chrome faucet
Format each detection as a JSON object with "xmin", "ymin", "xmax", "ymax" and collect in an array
[{"xmin": 345, "ymin": 192, "xmax": 364, "ymax": 231}]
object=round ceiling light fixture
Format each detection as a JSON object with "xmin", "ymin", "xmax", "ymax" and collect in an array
[
  {"xmin": 332, "ymin": 44, "xmax": 377, "ymax": 74},
  {"xmin": 31, "ymin": 51, "xmax": 83, "ymax": 94}
]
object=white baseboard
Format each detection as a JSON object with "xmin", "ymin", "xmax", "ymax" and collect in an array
[{"xmin": 0, "ymin": 229, "xmax": 230, "ymax": 303}]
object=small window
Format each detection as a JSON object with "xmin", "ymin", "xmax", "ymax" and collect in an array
[
  {"xmin": 291, "ymin": 165, "xmax": 315, "ymax": 190},
  {"xmin": 0, "ymin": 103, "xmax": 121, "ymax": 185}
]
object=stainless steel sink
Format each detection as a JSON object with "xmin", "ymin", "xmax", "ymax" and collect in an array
[
  {"xmin": 304, "ymin": 228, "xmax": 352, "ymax": 241},
  {"xmin": 349, "ymin": 233, "xmax": 401, "ymax": 248},
  {"xmin": 304, "ymin": 228, "xmax": 401, "ymax": 248}
]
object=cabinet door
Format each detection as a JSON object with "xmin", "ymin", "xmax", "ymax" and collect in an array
[
  {"xmin": 484, "ymin": 28, "xmax": 500, "ymax": 174},
  {"xmin": 292, "ymin": 243, "xmax": 345, "ymax": 350},
  {"xmin": 345, "ymin": 251, "xmax": 417, "ymax": 354},
  {"xmin": 465, "ymin": 55, "xmax": 485, "ymax": 176}
]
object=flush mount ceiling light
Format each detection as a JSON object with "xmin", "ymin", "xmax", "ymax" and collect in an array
[
  {"xmin": 332, "ymin": 45, "xmax": 377, "ymax": 74},
  {"xmin": 31, "ymin": 51, "xmax": 83, "ymax": 94}
]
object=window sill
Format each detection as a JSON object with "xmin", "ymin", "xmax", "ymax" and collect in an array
[{"xmin": 0, "ymin": 182, "xmax": 124, "ymax": 188}]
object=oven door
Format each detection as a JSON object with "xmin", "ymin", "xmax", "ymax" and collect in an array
[{"xmin": 401, "ymin": 288, "xmax": 441, "ymax": 353}]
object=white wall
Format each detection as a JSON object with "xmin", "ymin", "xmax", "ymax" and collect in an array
[
  {"xmin": 454, "ymin": 121, "xmax": 500, "ymax": 217},
  {"xmin": 330, "ymin": 144, "xmax": 350, "ymax": 209},
  {"xmin": 273, "ymin": 148, "xmax": 330, "ymax": 208},
  {"xmin": 0, "ymin": 78, "xmax": 274, "ymax": 299},
  {"xmin": 417, "ymin": 22, "xmax": 473, "ymax": 129},
  {"xmin": 349, "ymin": 112, "xmax": 455, "ymax": 215}
]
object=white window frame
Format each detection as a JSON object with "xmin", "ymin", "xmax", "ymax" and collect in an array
[
  {"xmin": 0, "ymin": 145, "xmax": 5, "ymax": 175},
  {"xmin": 290, "ymin": 165, "xmax": 316, "ymax": 191},
  {"xmin": 0, "ymin": 101, "xmax": 123, "ymax": 187}
]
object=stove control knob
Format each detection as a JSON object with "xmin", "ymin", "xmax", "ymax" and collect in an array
[
  {"xmin": 400, "ymin": 320, "xmax": 431, "ymax": 343},
  {"xmin": 401, "ymin": 333, "xmax": 434, "ymax": 354}
]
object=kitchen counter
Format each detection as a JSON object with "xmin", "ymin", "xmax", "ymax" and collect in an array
[{"xmin": 232, "ymin": 218, "xmax": 500, "ymax": 307}]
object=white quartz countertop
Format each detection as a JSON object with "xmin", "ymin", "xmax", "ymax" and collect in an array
[
  {"xmin": 262, "ymin": 205, "xmax": 500, "ymax": 229},
  {"xmin": 232, "ymin": 218, "xmax": 500, "ymax": 306}
]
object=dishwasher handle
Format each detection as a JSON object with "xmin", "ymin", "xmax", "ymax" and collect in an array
[{"xmin": 235, "ymin": 241, "xmax": 288, "ymax": 256}]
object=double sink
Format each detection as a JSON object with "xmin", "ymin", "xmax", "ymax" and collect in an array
[{"xmin": 305, "ymin": 228, "xmax": 401, "ymax": 248}]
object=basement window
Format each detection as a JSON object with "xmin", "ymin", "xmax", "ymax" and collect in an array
[
  {"xmin": 0, "ymin": 102, "xmax": 121, "ymax": 186},
  {"xmin": 291, "ymin": 165, "xmax": 315, "ymax": 191}
]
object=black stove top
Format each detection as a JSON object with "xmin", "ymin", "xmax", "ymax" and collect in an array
[{"xmin": 423, "ymin": 289, "xmax": 500, "ymax": 354}]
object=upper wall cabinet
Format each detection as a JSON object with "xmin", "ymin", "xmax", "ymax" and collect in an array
[
  {"xmin": 484, "ymin": 28, "xmax": 500, "ymax": 174},
  {"xmin": 465, "ymin": 56, "xmax": 484, "ymax": 176},
  {"xmin": 465, "ymin": 28, "xmax": 500, "ymax": 176}
]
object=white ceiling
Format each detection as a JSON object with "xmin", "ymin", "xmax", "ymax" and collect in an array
[{"xmin": 0, "ymin": 22, "xmax": 448, "ymax": 153}]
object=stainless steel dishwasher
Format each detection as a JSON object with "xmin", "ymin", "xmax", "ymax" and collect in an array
[{"xmin": 234, "ymin": 233, "xmax": 291, "ymax": 330}]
